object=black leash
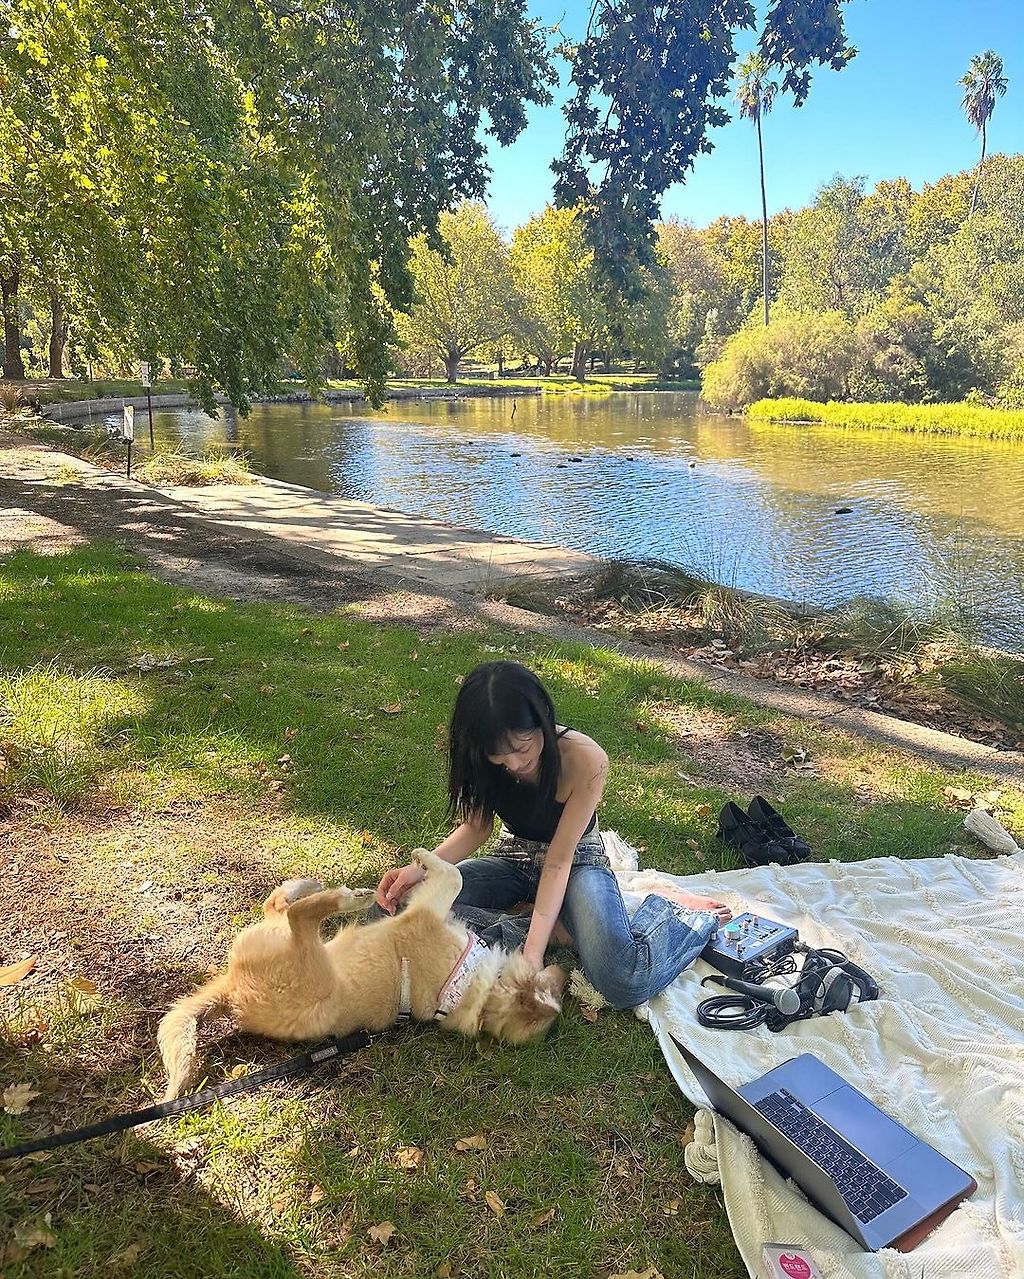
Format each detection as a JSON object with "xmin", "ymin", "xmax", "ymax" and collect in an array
[{"xmin": 0, "ymin": 1029, "xmax": 371, "ymax": 1162}]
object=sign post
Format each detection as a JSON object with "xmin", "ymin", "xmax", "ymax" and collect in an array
[
  {"xmin": 139, "ymin": 361, "xmax": 154, "ymax": 448},
  {"xmin": 123, "ymin": 404, "xmax": 135, "ymax": 478}
]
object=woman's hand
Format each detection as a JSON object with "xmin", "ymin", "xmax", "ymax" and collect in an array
[{"xmin": 374, "ymin": 862, "xmax": 426, "ymax": 914}]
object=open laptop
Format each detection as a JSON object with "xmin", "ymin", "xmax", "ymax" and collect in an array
[{"xmin": 670, "ymin": 1035, "xmax": 976, "ymax": 1252}]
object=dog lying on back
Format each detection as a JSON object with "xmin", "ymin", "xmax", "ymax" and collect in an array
[{"xmin": 157, "ymin": 849, "xmax": 566, "ymax": 1099}]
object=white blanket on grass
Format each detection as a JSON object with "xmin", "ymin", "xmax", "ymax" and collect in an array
[{"xmin": 614, "ymin": 851, "xmax": 1024, "ymax": 1279}]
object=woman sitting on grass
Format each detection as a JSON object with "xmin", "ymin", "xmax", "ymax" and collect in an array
[{"xmin": 374, "ymin": 660, "xmax": 731, "ymax": 1009}]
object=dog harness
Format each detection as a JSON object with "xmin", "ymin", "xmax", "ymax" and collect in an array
[
  {"xmin": 396, "ymin": 929, "xmax": 490, "ymax": 1024},
  {"xmin": 434, "ymin": 929, "xmax": 490, "ymax": 1020}
]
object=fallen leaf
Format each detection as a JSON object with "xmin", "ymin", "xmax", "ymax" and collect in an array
[
  {"xmin": 943, "ymin": 786, "xmax": 973, "ymax": 805},
  {"xmin": 23, "ymin": 1177, "xmax": 59, "ymax": 1195},
  {"xmin": 0, "ymin": 956, "xmax": 37, "ymax": 985},
  {"xmin": 110, "ymin": 1242, "xmax": 147, "ymax": 1269},
  {"xmin": 609, "ymin": 1269, "xmax": 663, "ymax": 1279},
  {"xmin": 379, "ymin": 702, "xmax": 403, "ymax": 715},
  {"xmin": 308, "ymin": 1184, "xmax": 326, "ymax": 1205},
  {"xmin": 580, "ymin": 1005, "xmax": 598, "ymax": 1023},
  {"xmin": 454, "ymin": 1134, "xmax": 487, "ymax": 1151},
  {"xmin": 694, "ymin": 803, "xmax": 712, "ymax": 817},
  {"xmin": 367, "ymin": 1221, "xmax": 395, "ymax": 1245},
  {"xmin": 484, "ymin": 1190, "xmax": 505, "ymax": 1216},
  {"xmin": 14, "ymin": 1213, "xmax": 56, "ymax": 1251},
  {"xmin": 3, "ymin": 1083, "xmax": 40, "ymax": 1115},
  {"xmin": 529, "ymin": 1207, "xmax": 556, "ymax": 1229},
  {"xmin": 395, "ymin": 1146, "xmax": 424, "ymax": 1170},
  {"xmin": 437, "ymin": 1265, "xmax": 452, "ymax": 1278}
]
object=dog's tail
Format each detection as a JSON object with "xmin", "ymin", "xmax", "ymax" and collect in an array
[{"xmin": 157, "ymin": 973, "xmax": 235, "ymax": 1101}]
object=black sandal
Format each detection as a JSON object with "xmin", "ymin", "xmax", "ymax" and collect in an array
[{"xmin": 747, "ymin": 796, "xmax": 813, "ymax": 863}]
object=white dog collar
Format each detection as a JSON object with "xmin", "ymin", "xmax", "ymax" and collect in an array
[{"xmin": 434, "ymin": 930, "xmax": 490, "ymax": 1020}]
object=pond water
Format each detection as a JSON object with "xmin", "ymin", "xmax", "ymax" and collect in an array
[{"xmin": 142, "ymin": 391, "xmax": 1024, "ymax": 648}]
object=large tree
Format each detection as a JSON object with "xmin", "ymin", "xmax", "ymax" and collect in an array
[
  {"xmin": 554, "ymin": 0, "xmax": 855, "ymax": 289},
  {"xmin": 396, "ymin": 203, "xmax": 515, "ymax": 383},
  {"xmin": 0, "ymin": 1, "xmax": 553, "ymax": 401},
  {"xmin": 960, "ymin": 51, "xmax": 1008, "ymax": 219},
  {"xmin": 509, "ymin": 205, "xmax": 607, "ymax": 378},
  {"xmin": 735, "ymin": 53, "xmax": 778, "ymax": 326}
]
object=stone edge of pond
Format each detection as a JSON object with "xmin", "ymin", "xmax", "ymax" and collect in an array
[{"xmin": 36, "ymin": 384, "xmax": 546, "ymax": 423}]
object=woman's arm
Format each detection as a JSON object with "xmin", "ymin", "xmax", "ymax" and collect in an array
[
  {"xmin": 375, "ymin": 812, "xmax": 494, "ymax": 913},
  {"xmin": 434, "ymin": 813, "xmax": 495, "ymax": 864},
  {"xmin": 522, "ymin": 737, "xmax": 609, "ymax": 968}
]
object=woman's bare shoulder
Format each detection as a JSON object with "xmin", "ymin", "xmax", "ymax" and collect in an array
[{"xmin": 556, "ymin": 727, "xmax": 609, "ymax": 785}]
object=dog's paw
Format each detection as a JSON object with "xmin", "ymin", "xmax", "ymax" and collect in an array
[
  {"xmin": 339, "ymin": 886, "xmax": 375, "ymax": 905},
  {"xmin": 282, "ymin": 877, "xmax": 324, "ymax": 903},
  {"xmin": 262, "ymin": 886, "xmax": 292, "ymax": 916},
  {"xmin": 409, "ymin": 847, "xmax": 433, "ymax": 872}
]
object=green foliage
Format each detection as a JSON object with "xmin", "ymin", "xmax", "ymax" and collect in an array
[
  {"xmin": 936, "ymin": 653, "xmax": 1024, "ymax": 735},
  {"xmin": 509, "ymin": 205, "xmax": 609, "ymax": 374},
  {"xmin": 396, "ymin": 203, "xmax": 517, "ymax": 383},
  {"xmin": 0, "ymin": 0, "xmax": 554, "ymax": 406},
  {"xmin": 701, "ymin": 309, "xmax": 856, "ymax": 409},
  {"xmin": 554, "ymin": 0, "xmax": 854, "ymax": 288},
  {"xmin": 746, "ymin": 396, "xmax": 1024, "ymax": 440},
  {"xmin": 135, "ymin": 450, "xmax": 256, "ymax": 487}
]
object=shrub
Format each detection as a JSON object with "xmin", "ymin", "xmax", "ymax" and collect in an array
[
  {"xmin": 135, "ymin": 449, "xmax": 257, "ymax": 486},
  {"xmin": 0, "ymin": 382, "xmax": 25, "ymax": 412},
  {"xmin": 934, "ymin": 654, "xmax": 1024, "ymax": 736},
  {"xmin": 701, "ymin": 309, "xmax": 856, "ymax": 410}
]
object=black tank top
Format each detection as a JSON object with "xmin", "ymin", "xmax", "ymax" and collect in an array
[{"xmin": 490, "ymin": 769, "xmax": 597, "ymax": 843}]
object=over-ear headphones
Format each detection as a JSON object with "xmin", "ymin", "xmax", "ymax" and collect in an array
[
  {"xmin": 695, "ymin": 940, "xmax": 880, "ymax": 1031},
  {"xmin": 794, "ymin": 944, "xmax": 880, "ymax": 1014}
]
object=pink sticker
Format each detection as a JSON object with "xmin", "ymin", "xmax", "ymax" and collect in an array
[{"xmin": 778, "ymin": 1256, "xmax": 812, "ymax": 1279}]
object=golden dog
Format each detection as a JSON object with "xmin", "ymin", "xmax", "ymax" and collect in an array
[{"xmin": 157, "ymin": 849, "xmax": 565, "ymax": 1099}]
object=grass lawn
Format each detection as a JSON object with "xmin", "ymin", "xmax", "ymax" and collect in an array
[{"xmin": 0, "ymin": 544, "xmax": 1016, "ymax": 1279}]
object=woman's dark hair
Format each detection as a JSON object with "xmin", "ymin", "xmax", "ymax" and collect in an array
[{"xmin": 448, "ymin": 661, "xmax": 562, "ymax": 822}]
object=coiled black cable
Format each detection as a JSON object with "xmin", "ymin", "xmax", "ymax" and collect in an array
[{"xmin": 695, "ymin": 949, "xmax": 852, "ymax": 1032}]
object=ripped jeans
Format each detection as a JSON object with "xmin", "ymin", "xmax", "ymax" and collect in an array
[{"xmin": 450, "ymin": 829, "xmax": 717, "ymax": 1010}]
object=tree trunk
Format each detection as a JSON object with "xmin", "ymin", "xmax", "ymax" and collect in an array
[
  {"xmin": 969, "ymin": 122, "xmax": 988, "ymax": 219},
  {"xmin": 570, "ymin": 340, "xmax": 589, "ymax": 381},
  {"xmin": 496, "ymin": 349, "xmax": 504, "ymax": 378},
  {"xmin": 543, "ymin": 356, "xmax": 552, "ymax": 376},
  {"xmin": 443, "ymin": 351, "xmax": 460, "ymax": 383},
  {"xmin": 1, "ymin": 255, "xmax": 25, "ymax": 381},
  {"xmin": 757, "ymin": 112, "xmax": 770, "ymax": 326},
  {"xmin": 48, "ymin": 282, "xmax": 68, "ymax": 379}
]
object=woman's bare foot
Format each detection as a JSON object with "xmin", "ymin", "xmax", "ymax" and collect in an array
[
  {"xmin": 656, "ymin": 887, "xmax": 732, "ymax": 925},
  {"xmin": 551, "ymin": 920, "xmax": 575, "ymax": 947}
]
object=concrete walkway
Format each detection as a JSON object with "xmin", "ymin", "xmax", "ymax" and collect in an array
[
  {"xmin": 162, "ymin": 475, "xmax": 599, "ymax": 590},
  {"xmin": 3, "ymin": 427, "xmax": 1023, "ymax": 783}
]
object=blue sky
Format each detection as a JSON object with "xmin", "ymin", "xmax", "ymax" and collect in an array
[{"xmin": 484, "ymin": 0, "xmax": 1023, "ymax": 234}]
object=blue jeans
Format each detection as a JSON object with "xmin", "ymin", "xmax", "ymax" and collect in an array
[{"xmin": 450, "ymin": 830, "xmax": 717, "ymax": 1010}]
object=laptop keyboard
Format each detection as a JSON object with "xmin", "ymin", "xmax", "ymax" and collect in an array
[{"xmin": 754, "ymin": 1089, "xmax": 908, "ymax": 1223}]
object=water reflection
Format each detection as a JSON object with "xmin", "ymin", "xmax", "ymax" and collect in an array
[{"xmin": 146, "ymin": 392, "xmax": 1024, "ymax": 647}]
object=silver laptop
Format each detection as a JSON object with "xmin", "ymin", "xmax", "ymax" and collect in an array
[{"xmin": 671, "ymin": 1036, "xmax": 976, "ymax": 1252}]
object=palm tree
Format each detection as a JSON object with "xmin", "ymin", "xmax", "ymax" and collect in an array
[
  {"xmin": 736, "ymin": 53, "xmax": 778, "ymax": 326},
  {"xmin": 960, "ymin": 51, "xmax": 1008, "ymax": 218}
]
